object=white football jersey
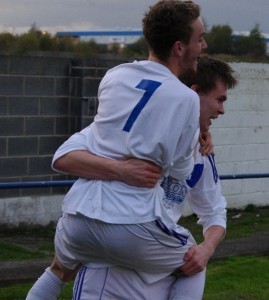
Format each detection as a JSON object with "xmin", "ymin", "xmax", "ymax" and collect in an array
[
  {"xmin": 53, "ymin": 60, "xmax": 200, "ymax": 225},
  {"xmin": 161, "ymin": 148, "xmax": 227, "ymax": 232}
]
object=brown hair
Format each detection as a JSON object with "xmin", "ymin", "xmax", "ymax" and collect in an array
[
  {"xmin": 142, "ymin": 0, "xmax": 200, "ymax": 61},
  {"xmin": 180, "ymin": 55, "xmax": 238, "ymax": 92}
]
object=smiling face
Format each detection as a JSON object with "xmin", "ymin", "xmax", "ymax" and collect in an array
[
  {"xmin": 198, "ymin": 80, "xmax": 227, "ymax": 133},
  {"xmin": 180, "ymin": 17, "xmax": 207, "ymax": 73},
  {"xmin": 182, "ymin": 55, "xmax": 237, "ymax": 134}
]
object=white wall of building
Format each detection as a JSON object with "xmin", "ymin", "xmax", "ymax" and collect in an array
[
  {"xmin": 211, "ymin": 62, "xmax": 269, "ymax": 209},
  {"xmin": 0, "ymin": 195, "xmax": 63, "ymax": 227}
]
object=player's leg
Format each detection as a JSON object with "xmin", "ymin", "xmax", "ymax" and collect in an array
[
  {"xmin": 26, "ymin": 211, "xmax": 196, "ymax": 300},
  {"xmin": 72, "ymin": 266, "xmax": 177, "ymax": 300},
  {"xmin": 25, "ymin": 257, "xmax": 79, "ymax": 300},
  {"xmin": 25, "ymin": 265, "xmax": 65, "ymax": 300},
  {"xmin": 72, "ymin": 265, "xmax": 205, "ymax": 300},
  {"xmin": 26, "ymin": 215, "xmax": 81, "ymax": 300},
  {"xmin": 169, "ymin": 269, "xmax": 206, "ymax": 300},
  {"xmin": 50, "ymin": 254, "xmax": 80, "ymax": 281},
  {"xmin": 55, "ymin": 213, "xmax": 196, "ymax": 284}
]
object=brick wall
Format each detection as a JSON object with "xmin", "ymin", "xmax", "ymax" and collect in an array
[{"xmin": 0, "ymin": 54, "xmax": 126, "ymax": 198}]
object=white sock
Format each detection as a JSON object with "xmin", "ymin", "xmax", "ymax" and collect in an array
[{"xmin": 26, "ymin": 267, "xmax": 65, "ymax": 300}]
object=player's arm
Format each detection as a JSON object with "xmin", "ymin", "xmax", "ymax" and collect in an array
[
  {"xmin": 180, "ymin": 151, "xmax": 226, "ymax": 276},
  {"xmin": 181, "ymin": 225, "xmax": 225, "ymax": 276},
  {"xmin": 52, "ymin": 125, "xmax": 162, "ymax": 188},
  {"xmin": 54, "ymin": 151, "xmax": 162, "ymax": 188}
]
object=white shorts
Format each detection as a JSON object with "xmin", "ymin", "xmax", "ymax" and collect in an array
[
  {"xmin": 72, "ymin": 266, "xmax": 206, "ymax": 300},
  {"xmin": 55, "ymin": 213, "xmax": 196, "ymax": 284}
]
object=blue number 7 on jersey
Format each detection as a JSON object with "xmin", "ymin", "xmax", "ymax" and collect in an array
[{"xmin": 123, "ymin": 79, "xmax": 161, "ymax": 132}]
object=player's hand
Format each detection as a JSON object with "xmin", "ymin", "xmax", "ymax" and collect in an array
[
  {"xmin": 118, "ymin": 158, "xmax": 162, "ymax": 188},
  {"xmin": 180, "ymin": 243, "xmax": 215, "ymax": 276},
  {"xmin": 199, "ymin": 131, "xmax": 214, "ymax": 156}
]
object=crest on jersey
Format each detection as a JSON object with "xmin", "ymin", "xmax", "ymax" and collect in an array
[{"xmin": 161, "ymin": 176, "xmax": 188, "ymax": 208}]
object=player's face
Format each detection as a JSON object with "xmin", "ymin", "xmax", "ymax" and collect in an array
[
  {"xmin": 199, "ymin": 80, "xmax": 227, "ymax": 132},
  {"xmin": 181, "ymin": 18, "xmax": 207, "ymax": 73}
]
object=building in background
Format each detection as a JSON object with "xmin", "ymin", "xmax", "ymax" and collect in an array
[{"xmin": 56, "ymin": 29, "xmax": 143, "ymax": 49}]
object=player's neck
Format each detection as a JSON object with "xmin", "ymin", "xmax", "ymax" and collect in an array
[{"xmin": 148, "ymin": 54, "xmax": 180, "ymax": 77}]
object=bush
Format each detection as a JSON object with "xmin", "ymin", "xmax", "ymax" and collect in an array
[
  {"xmin": 233, "ymin": 25, "xmax": 266, "ymax": 57},
  {"xmin": 205, "ymin": 25, "xmax": 233, "ymax": 55}
]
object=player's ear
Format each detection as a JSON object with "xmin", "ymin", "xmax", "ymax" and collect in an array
[
  {"xmin": 173, "ymin": 41, "xmax": 184, "ymax": 56},
  {"xmin": 190, "ymin": 84, "xmax": 199, "ymax": 92}
]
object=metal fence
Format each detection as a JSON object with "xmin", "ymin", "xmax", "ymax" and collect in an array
[{"xmin": 0, "ymin": 173, "xmax": 269, "ymax": 189}]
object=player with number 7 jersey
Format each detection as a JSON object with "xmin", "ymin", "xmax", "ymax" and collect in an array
[
  {"xmin": 52, "ymin": 59, "xmax": 200, "ymax": 284},
  {"xmin": 26, "ymin": 2, "xmax": 209, "ymax": 299},
  {"xmin": 60, "ymin": 60, "xmax": 200, "ymax": 227}
]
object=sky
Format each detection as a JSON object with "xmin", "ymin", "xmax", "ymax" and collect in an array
[{"xmin": 0, "ymin": 0, "xmax": 268, "ymax": 35}]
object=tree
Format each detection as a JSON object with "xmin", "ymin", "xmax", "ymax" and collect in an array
[
  {"xmin": 74, "ymin": 40, "xmax": 100, "ymax": 57},
  {"xmin": 205, "ymin": 25, "xmax": 233, "ymax": 55},
  {"xmin": 15, "ymin": 32, "xmax": 39, "ymax": 53},
  {"xmin": 233, "ymin": 25, "xmax": 266, "ymax": 57},
  {"xmin": 39, "ymin": 32, "xmax": 57, "ymax": 51},
  {"xmin": 0, "ymin": 33, "xmax": 16, "ymax": 52},
  {"xmin": 123, "ymin": 37, "xmax": 148, "ymax": 59}
]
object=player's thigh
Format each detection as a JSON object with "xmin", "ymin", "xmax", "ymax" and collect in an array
[
  {"xmin": 54, "ymin": 214, "xmax": 99, "ymax": 270},
  {"xmin": 56, "ymin": 213, "xmax": 195, "ymax": 274},
  {"xmin": 86, "ymin": 220, "xmax": 195, "ymax": 273},
  {"xmin": 117, "ymin": 221, "xmax": 195, "ymax": 272}
]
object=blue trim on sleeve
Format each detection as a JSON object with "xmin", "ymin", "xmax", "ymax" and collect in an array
[
  {"xmin": 186, "ymin": 163, "xmax": 204, "ymax": 188},
  {"xmin": 208, "ymin": 154, "xmax": 219, "ymax": 183}
]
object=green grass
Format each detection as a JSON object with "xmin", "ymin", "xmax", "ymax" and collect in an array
[
  {"xmin": 0, "ymin": 223, "xmax": 55, "ymax": 261},
  {"xmin": 0, "ymin": 205, "xmax": 268, "ymax": 299},
  {"xmin": 204, "ymin": 256, "xmax": 269, "ymax": 300},
  {"xmin": 0, "ymin": 242, "xmax": 50, "ymax": 261},
  {"xmin": 0, "ymin": 281, "xmax": 74, "ymax": 300},
  {"xmin": 179, "ymin": 205, "xmax": 269, "ymax": 243},
  {"xmin": 1, "ymin": 256, "xmax": 268, "ymax": 299}
]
